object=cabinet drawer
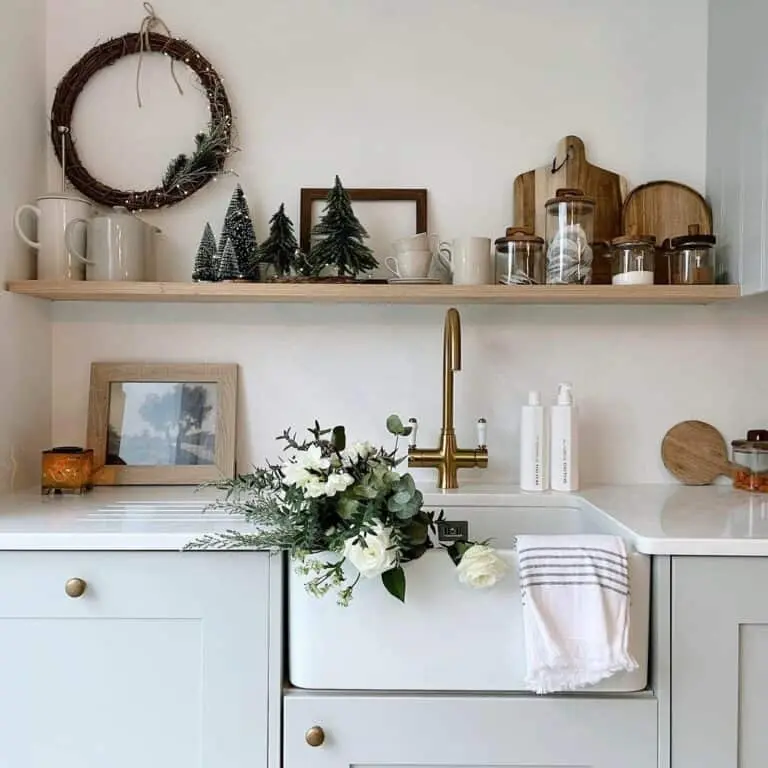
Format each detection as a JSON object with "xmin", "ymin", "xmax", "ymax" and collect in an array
[
  {"xmin": 0, "ymin": 550, "xmax": 267, "ymax": 617},
  {"xmin": 285, "ymin": 692, "xmax": 657, "ymax": 767}
]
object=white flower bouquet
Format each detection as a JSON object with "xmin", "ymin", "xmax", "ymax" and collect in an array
[{"xmin": 187, "ymin": 416, "xmax": 506, "ymax": 605}]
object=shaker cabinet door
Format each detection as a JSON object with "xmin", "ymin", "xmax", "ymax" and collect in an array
[
  {"xmin": 0, "ymin": 551, "xmax": 271, "ymax": 768},
  {"xmin": 284, "ymin": 693, "xmax": 657, "ymax": 768},
  {"xmin": 672, "ymin": 557, "xmax": 768, "ymax": 768}
]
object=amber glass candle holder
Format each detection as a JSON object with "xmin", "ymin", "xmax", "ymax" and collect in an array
[{"xmin": 41, "ymin": 447, "xmax": 94, "ymax": 495}]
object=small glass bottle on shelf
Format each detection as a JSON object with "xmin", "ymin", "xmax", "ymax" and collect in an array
[
  {"xmin": 610, "ymin": 235, "xmax": 656, "ymax": 285},
  {"xmin": 545, "ymin": 188, "xmax": 595, "ymax": 284},
  {"xmin": 494, "ymin": 227, "xmax": 545, "ymax": 285}
]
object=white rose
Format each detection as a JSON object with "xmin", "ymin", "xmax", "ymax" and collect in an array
[
  {"xmin": 325, "ymin": 472, "xmax": 354, "ymax": 497},
  {"xmin": 343, "ymin": 521, "xmax": 398, "ymax": 578},
  {"xmin": 456, "ymin": 545, "xmax": 507, "ymax": 589},
  {"xmin": 302, "ymin": 444, "xmax": 330, "ymax": 471}
]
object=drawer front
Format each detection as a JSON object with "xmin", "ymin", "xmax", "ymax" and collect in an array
[
  {"xmin": 285, "ymin": 693, "xmax": 658, "ymax": 768},
  {"xmin": 0, "ymin": 550, "xmax": 266, "ymax": 617}
]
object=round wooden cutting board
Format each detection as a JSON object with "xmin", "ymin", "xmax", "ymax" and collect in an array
[{"xmin": 661, "ymin": 420, "xmax": 734, "ymax": 485}]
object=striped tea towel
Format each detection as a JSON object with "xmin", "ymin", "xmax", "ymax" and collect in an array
[{"xmin": 516, "ymin": 534, "xmax": 638, "ymax": 694}]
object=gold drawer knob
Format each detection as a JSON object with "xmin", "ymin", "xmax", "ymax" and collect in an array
[
  {"xmin": 305, "ymin": 726, "xmax": 325, "ymax": 747},
  {"xmin": 64, "ymin": 578, "xmax": 87, "ymax": 598}
]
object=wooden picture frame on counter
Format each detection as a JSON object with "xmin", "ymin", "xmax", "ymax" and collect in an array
[
  {"xmin": 87, "ymin": 362, "xmax": 238, "ymax": 486},
  {"xmin": 299, "ymin": 187, "xmax": 428, "ymax": 254}
]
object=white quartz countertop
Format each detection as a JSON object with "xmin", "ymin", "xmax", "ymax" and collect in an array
[{"xmin": 0, "ymin": 483, "xmax": 766, "ymax": 554}]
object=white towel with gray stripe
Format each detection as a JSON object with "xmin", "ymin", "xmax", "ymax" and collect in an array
[{"xmin": 516, "ymin": 534, "xmax": 638, "ymax": 694}]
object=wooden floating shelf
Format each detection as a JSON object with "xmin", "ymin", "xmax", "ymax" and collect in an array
[{"xmin": 5, "ymin": 281, "xmax": 740, "ymax": 305}]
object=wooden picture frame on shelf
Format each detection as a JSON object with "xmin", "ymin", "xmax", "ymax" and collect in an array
[
  {"xmin": 299, "ymin": 187, "xmax": 428, "ymax": 254},
  {"xmin": 87, "ymin": 362, "xmax": 238, "ymax": 486}
]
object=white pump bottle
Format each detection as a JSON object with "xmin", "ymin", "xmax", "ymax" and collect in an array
[
  {"xmin": 520, "ymin": 390, "xmax": 548, "ymax": 491},
  {"xmin": 550, "ymin": 382, "xmax": 579, "ymax": 492}
]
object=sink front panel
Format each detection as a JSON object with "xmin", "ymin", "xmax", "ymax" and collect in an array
[{"xmin": 288, "ymin": 505, "xmax": 650, "ymax": 692}]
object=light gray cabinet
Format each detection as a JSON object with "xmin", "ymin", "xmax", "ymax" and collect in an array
[
  {"xmin": 707, "ymin": 0, "xmax": 767, "ymax": 293},
  {"xmin": 285, "ymin": 693, "xmax": 657, "ymax": 767},
  {"xmin": 672, "ymin": 557, "xmax": 768, "ymax": 767},
  {"xmin": 0, "ymin": 551, "xmax": 275, "ymax": 768}
]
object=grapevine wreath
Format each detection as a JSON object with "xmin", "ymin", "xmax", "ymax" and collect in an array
[{"xmin": 50, "ymin": 29, "xmax": 233, "ymax": 211}]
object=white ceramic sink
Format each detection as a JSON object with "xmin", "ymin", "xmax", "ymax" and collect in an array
[{"xmin": 288, "ymin": 497, "xmax": 650, "ymax": 692}]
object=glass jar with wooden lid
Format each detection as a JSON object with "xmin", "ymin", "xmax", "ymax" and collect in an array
[
  {"xmin": 545, "ymin": 188, "xmax": 595, "ymax": 284},
  {"xmin": 494, "ymin": 227, "xmax": 545, "ymax": 285},
  {"xmin": 668, "ymin": 225, "xmax": 716, "ymax": 285},
  {"xmin": 610, "ymin": 235, "xmax": 656, "ymax": 285}
]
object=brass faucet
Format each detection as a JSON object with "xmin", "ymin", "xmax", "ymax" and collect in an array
[{"xmin": 408, "ymin": 307, "xmax": 488, "ymax": 489}]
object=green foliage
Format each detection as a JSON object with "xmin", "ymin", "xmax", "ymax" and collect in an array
[
  {"xmin": 309, "ymin": 175, "xmax": 378, "ymax": 277},
  {"xmin": 185, "ymin": 416, "xmax": 433, "ymax": 604},
  {"xmin": 259, "ymin": 203, "xmax": 299, "ymax": 277},
  {"xmin": 161, "ymin": 118, "xmax": 231, "ymax": 194},
  {"xmin": 386, "ymin": 414, "xmax": 413, "ymax": 437},
  {"xmin": 192, "ymin": 222, "xmax": 218, "ymax": 282},
  {"xmin": 382, "ymin": 566, "xmax": 406, "ymax": 602}
]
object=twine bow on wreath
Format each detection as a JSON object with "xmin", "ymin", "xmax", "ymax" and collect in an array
[
  {"xmin": 135, "ymin": 2, "xmax": 183, "ymax": 108},
  {"xmin": 50, "ymin": 5, "xmax": 234, "ymax": 211}
]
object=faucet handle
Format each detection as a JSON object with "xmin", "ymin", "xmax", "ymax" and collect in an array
[
  {"xmin": 408, "ymin": 418, "xmax": 418, "ymax": 448},
  {"xmin": 477, "ymin": 418, "xmax": 487, "ymax": 449}
]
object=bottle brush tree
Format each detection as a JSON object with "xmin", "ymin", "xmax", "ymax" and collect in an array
[
  {"xmin": 309, "ymin": 175, "xmax": 378, "ymax": 278},
  {"xmin": 217, "ymin": 238, "xmax": 240, "ymax": 281},
  {"xmin": 219, "ymin": 184, "xmax": 258, "ymax": 279},
  {"xmin": 192, "ymin": 222, "xmax": 218, "ymax": 282}
]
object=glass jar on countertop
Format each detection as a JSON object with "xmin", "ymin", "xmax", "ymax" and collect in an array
[
  {"xmin": 611, "ymin": 235, "xmax": 656, "ymax": 285},
  {"xmin": 732, "ymin": 430, "xmax": 768, "ymax": 493},
  {"xmin": 494, "ymin": 227, "xmax": 545, "ymax": 285},
  {"xmin": 545, "ymin": 188, "xmax": 595, "ymax": 284}
]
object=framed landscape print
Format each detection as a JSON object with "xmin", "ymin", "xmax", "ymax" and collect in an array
[{"xmin": 87, "ymin": 362, "xmax": 238, "ymax": 485}]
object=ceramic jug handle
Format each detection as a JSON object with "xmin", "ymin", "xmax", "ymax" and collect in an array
[
  {"xmin": 64, "ymin": 218, "xmax": 93, "ymax": 264},
  {"xmin": 384, "ymin": 257, "xmax": 401, "ymax": 278},
  {"xmin": 14, "ymin": 205, "xmax": 41, "ymax": 249},
  {"xmin": 437, "ymin": 242, "xmax": 453, "ymax": 272}
]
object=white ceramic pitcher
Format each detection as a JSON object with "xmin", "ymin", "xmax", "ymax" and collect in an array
[
  {"xmin": 14, "ymin": 194, "xmax": 94, "ymax": 280},
  {"xmin": 65, "ymin": 207, "xmax": 159, "ymax": 281}
]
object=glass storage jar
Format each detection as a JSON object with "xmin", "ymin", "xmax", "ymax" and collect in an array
[
  {"xmin": 610, "ymin": 235, "xmax": 656, "ymax": 285},
  {"xmin": 732, "ymin": 430, "xmax": 768, "ymax": 493},
  {"xmin": 494, "ymin": 227, "xmax": 545, "ymax": 285},
  {"xmin": 669, "ymin": 226, "xmax": 716, "ymax": 285},
  {"xmin": 545, "ymin": 188, "xmax": 595, "ymax": 284}
]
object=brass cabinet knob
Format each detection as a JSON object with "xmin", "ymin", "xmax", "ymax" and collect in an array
[
  {"xmin": 305, "ymin": 726, "xmax": 325, "ymax": 747},
  {"xmin": 64, "ymin": 578, "xmax": 87, "ymax": 598}
]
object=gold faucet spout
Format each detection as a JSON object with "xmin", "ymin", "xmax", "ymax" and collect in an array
[
  {"xmin": 443, "ymin": 308, "xmax": 461, "ymax": 432},
  {"xmin": 408, "ymin": 307, "xmax": 488, "ymax": 490}
]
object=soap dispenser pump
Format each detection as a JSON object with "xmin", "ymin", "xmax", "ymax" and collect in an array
[
  {"xmin": 520, "ymin": 390, "xmax": 548, "ymax": 491},
  {"xmin": 550, "ymin": 382, "xmax": 579, "ymax": 492}
]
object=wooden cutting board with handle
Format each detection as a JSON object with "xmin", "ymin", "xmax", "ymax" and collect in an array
[
  {"xmin": 621, "ymin": 181, "xmax": 712, "ymax": 284},
  {"xmin": 513, "ymin": 136, "xmax": 629, "ymax": 284},
  {"xmin": 661, "ymin": 420, "xmax": 736, "ymax": 485}
]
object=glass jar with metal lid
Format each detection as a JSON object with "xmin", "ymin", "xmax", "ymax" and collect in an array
[
  {"xmin": 494, "ymin": 227, "xmax": 545, "ymax": 285},
  {"xmin": 545, "ymin": 188, "xmax": 595, "ymax": 284},
  {"xmin": 610, "ymin": 235, "xmax": 656, "ymax": 285},
  {"xmin": 732, "ymin": 430, "xmax": 768, "ymax": 493},
  {"xmin": 669, "ymin": 225, "xmax": 716, "ymax": 285}
]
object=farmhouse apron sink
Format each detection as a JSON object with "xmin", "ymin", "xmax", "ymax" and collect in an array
[{"xmin": 288, "ymin": 498, "xmax": 650, "ymax": 692}]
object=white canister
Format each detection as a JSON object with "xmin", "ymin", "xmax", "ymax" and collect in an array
[
  {"xmin": 437, "ymin": 237, "xmax": 493, "ymax": 285},
  {"xmin": 14, "ymin": 194, "xmax": 93, "ymax": 280}
]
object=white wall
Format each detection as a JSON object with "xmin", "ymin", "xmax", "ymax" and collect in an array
[
  {"xmin": 47, "ymin": 0, "xmax": 768, "ymax": 486},
  {"xmin": 0, "ymin": 0, "xmax": 51, "ymax": 491}
]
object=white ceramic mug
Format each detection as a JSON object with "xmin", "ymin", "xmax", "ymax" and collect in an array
[
  {"xmin": 14, "ymin": 194, "xmax": 93, "ymax": 280},
  {"xmin": 393, "ymin": 232, "xmax": 438, "ymax": 255},
  {"xmin": 385, "ymin": 249, "xmax": 433, "ymax": 279},
  {"xmin": 65, "ymin": 208, "xmax": 157, "ymax": 281},
  {"xmin": 438, "ymin": 237, "xmax": 493, "ymax": 285}
]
